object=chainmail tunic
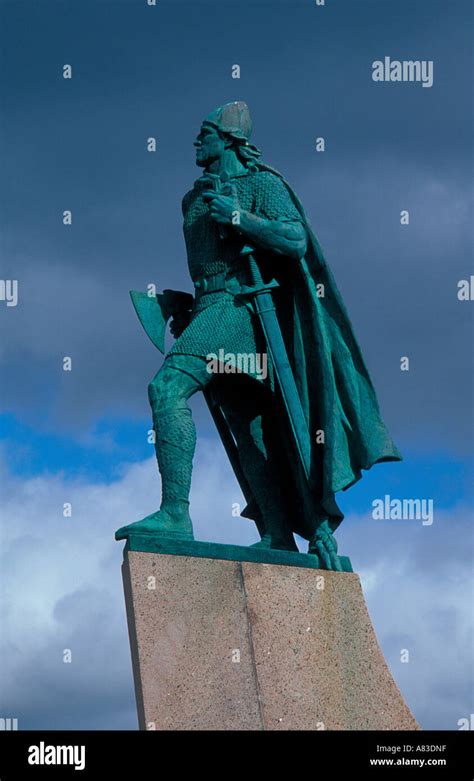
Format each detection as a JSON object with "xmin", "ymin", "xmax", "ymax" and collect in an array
[{"xmin": 168, "ymin": 170, "xmax": 302, "ymax": 383}]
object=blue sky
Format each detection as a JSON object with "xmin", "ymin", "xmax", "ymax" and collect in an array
[{"xmin": 0, "ymin": 0, "xmax": 473, "ymax": 730}]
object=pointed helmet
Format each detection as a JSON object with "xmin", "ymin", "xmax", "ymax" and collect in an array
[{"xmin": 202, "ymin": 101, "xmax": 252, "ymax": 141}]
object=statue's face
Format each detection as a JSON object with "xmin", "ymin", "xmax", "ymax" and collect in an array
[{"xmin": 194, "ymin": 124, "xmax": 225, "ymax": 168}]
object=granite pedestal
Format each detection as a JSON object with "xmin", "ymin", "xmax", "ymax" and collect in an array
[{"xmin": 121, "ymin": 537, "xmax": 418, "ymax": 730}]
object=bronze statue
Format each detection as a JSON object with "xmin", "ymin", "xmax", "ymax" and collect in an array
[{"xmin": 116, "ymin": 101, "xmax": 401, "ymax": 571}]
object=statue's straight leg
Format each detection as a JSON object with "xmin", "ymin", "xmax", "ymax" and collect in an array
[{"xmin": 221, "ymin": 387, "xmax": 298, "ymax": 552}]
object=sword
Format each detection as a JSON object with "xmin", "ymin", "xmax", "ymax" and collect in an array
[{"xmin": 237, "ymin": 248, "xmax": 312, "ymax": 483}]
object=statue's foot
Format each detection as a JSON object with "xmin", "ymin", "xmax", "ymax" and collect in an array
[
  {"xmin": 308, "ymin": 522, "xmax": 342, "ymax": 571},
  {"xmin": 251, "ymin": 532, "xmax": 299, "ymax": 553},
  {"xmin": 115, "ymin": 505, "xmax": 194, "ymax": 542},
  {"xmin": 251, "ymin": 534, "xmax": 272, "ymax": 549}
]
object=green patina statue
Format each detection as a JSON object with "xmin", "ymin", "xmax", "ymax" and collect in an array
[{"xmin": 115, "ymin": 101, "xmax": 402, "ymax": 570}]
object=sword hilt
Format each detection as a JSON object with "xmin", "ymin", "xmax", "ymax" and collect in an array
[
  {"xmin": 240, "ymin": 244, "xmax": 262, "ymax": 284},
  {"xmin": 207, "ymin": 172, "xmax": 230, "ymax": 241},
  {"xmin": 235, "ymin": 247, "xmax": 280, "ymax": 302},
  {"xmin": 247, "ymin": 253, "xmax": 262, "ymax": 287}
]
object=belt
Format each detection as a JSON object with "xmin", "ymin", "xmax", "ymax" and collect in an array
[{"xmin": 194, "ymin": 271, "xmax": 241, "ymax": 295}]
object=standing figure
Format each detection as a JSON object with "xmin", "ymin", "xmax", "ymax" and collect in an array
[{"xmin": 116, "ymin": 101, "xmax": 401, "ymax": 571}]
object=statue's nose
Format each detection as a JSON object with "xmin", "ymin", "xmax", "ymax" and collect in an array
[{"xmin": 194, "ymin": 140, "xmax": 201, "ymax": 148}]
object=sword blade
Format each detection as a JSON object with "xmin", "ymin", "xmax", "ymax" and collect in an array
[{"xmin": 246, "ymin": 256, "xmax": 312, "ymax": 481}]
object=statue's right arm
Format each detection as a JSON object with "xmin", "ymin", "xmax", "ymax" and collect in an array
[
  {"xmin": 234, "ymin": 211, "xmax": 307, "ymax": 260},
  {"xmin": 233, "ymin": 171, "xmax": 308, "ymax": 260}
]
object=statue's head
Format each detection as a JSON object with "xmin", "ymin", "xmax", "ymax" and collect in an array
[{"xmin": 194, "ymin": 101, "xmax": 260, "ymax": 171}]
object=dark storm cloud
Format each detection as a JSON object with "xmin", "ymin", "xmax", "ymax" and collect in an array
[{"xmin": 1, "ymin": 0, "xmax": 472, "ymax": 452}]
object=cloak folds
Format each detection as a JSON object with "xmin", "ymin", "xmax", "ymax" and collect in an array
[{"xmin": 213, "ymin": 163, "xmax": 402, "ymax": 535}]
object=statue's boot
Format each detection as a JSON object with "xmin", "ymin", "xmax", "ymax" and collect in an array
[
  {"xmin": 250, "ymin": 533, "xmax": 273, "ymax": 550},
  {"xmin": 251, "ymin": 529, "xmax": 298, "ymax": 553},
  {"xmin": 115, "ymin": 501, "xmax": 194, "ymax": 541}
]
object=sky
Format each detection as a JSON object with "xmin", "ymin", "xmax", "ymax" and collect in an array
[{"xmin": 0, "ymin": 0, "xmax": 473, "ymax": 730}]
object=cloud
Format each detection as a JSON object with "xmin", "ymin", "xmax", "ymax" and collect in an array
[
  {"xmin": 0, "ymin": 441, "xmax": 256, "ymax": 729},
  {"xmin": 337, "ymin": 508, "xmax": 474, "ymax": 729},
  {"xmin": 0, "ymin": 0, "xmax": 472, "ymax": 732},
  {"xmin": 2, "ymin": 156, "xmax": 472, "ymax": 454},
  {"xmin": 1, "ymin": 444, "xmax": 472, "ymax": 729}
]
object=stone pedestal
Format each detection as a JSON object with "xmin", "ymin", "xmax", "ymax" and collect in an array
[{"xmin": 121, "ymin": 538, "xmax": 418, "ymax": 730}]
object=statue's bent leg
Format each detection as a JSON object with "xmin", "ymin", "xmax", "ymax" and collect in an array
[
  {"xmin": 115, "ymin": 355, "xmax": 210, "ymax": 541},
  {"xmin": 221, "ymin": 390, "xmax": 298, "ymax": 552},
  {"xmin": 148, "ymin": 358, "xmax": 201, "ymax": 513}
]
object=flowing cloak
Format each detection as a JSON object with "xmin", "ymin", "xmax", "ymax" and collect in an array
[{"xmin": 205, "ymin": 162, "xmax": 402, "ymax": 535}]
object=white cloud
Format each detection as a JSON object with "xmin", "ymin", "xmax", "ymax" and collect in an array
[
  {"xmin": 0, "ymin": 446, "xmax": 472, "ymax": 729},
  {"xmin": 0, "ymin": 441, "xmax": 255, "ymax": 729},
  {"xmin": 337, "ymin": 509, "xmax": 474, "ymax": 729}
]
